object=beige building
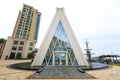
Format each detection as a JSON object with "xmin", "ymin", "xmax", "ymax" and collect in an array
[{"xmin": 1, "ymin": 4, "xmax": 41, "ymax": 59}]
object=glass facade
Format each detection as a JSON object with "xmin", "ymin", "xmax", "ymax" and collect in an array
[
  {"xmin": 42, "ymin": 20, "xmax": 78, "ymax": 66},
  {"xmin": 34, "ymin": 13, "xmax": 41, "ymax": 40}
]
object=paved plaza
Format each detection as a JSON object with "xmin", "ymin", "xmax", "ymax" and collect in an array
[
  {"xmin": 28, "ymin": 66, "xmax": 94, "ymax": 79},
  {"xmin": 0, "ymin": 60, "xmax": 120, "ymax": 80}
]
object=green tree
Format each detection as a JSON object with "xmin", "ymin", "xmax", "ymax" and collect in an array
[{"xmin": 0, "ymin": 38, "xmax": 6, "ymax": 43}]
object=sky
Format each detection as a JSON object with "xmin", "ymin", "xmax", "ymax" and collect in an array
[{"xmin": 0, "ymin": 0, "xmax": 120, "ymax": 57}]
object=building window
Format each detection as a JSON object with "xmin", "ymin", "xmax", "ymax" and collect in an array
[
  {"xmin": 21, "ymin": 14, "xmax": 24, "ymax": 17},
  {"xmin": 23, "ymin": 34, "xmax": 26, "ymax": 37},
  {"xmin": 17, "ymin": 30, "xmax": 20, "ymax": 33},
  {"xmin": 20, "ymin": 41, "xmax": 24, "ymax": 45},
  {"xmin": 15, "ymin": 35, "xmax": 19, "ymax": 38},
  {"xmin": 22, "ymin": 36, "xmax": 26, "ymax": 39},
  {"xmin": 29, "ymin": 47, "xmax": 33, "ymax": 51},
  {"xmin": 29, "ymin": 42, "xmax": 33, "ymax": 46},
  {"xmin": 21, "ymin": 16, "xmax": 24, "ymax": 19},
  {"xmin": 9, "ymin": 52, "xmax": 16, "ymax": 59},
  {"xmin": 18, "ymin": 47, "xmax": 23, "ymax": 51},
  {"xmin": 24, "ymin": 31, "xmax": 27, "ymax": 34},
  {"xmin": 12, "ymin": 46, "xmax": 17, "ymax": 50},
  {"xmin": 15, "ymin": 52, "xmax": 22, "ymax": 59},
  {"xmin": 27, "ymin": 52, "xmax": 32, "ymax": 59},
  {"xmin": 13, "ymin": 41, "xmax": 18, "ymax": 45},
  {"xmin": 18, "ymin": 26, "xmax": 21, "ymax": 29},
  {"xmin": 19, "ymin": 23, "xmax": 22, "ymax": 26},
  {"xmin": 25, "ymin": 28, "xmax": 27, "ymax": 30}
]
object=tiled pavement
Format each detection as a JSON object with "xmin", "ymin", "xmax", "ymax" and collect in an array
[
  {"xmin": 0, "ymin": 60, "xmax": 120, "ymax": 80},
  {"xmin": 28, "ymin": 66, "xmax": 94, "ymax": 79}
]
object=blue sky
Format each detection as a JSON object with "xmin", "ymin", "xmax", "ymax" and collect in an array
[{"xmin": 0, "ymin": 0, "xmax": 120, "ymax": 56}]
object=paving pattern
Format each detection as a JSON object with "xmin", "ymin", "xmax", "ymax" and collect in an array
[
  {"xmin": 0, "ymin": 60, "xmax": 120, "ymax": 80},
  {"xmin": 28, "ymin": 66, "xmax": 94, "ymax": 79}
]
